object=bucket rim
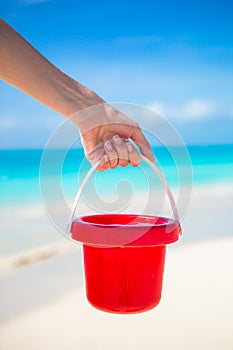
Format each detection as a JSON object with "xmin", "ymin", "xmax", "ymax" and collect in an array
[
  {"xmin": 71, "ymin": 213, "xmax": 181, "ymax": 247},
  {"xmin": 73, "ymin": 213, "xmax": 178, "ymax": 228}
]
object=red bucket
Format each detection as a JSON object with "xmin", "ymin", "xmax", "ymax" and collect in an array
[
  {"xmin": 71, "ymin": 214, "xmax": 181, "ymax": 313},
  {"xmin": 66, "ymin": 157, "xmax": 181, "ymax": 314}
]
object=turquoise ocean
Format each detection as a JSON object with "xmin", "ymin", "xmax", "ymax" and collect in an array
[
  {"xmin": 1, "ymin": 144, "xmax": 233, "ymax": 256},
  {"xmin": 1, "ymin": 144, "xmax": 233, "ymax": 204}
]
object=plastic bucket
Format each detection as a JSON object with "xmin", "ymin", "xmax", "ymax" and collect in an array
[
  {"xmin": 83, "ymin": 243, "xmax": 166, "ymax": 313},
  {"xmin": 66, "ymin": 157, "xmax": 181, "ymax": 314},
  {"xmin": 72, "ymin": 214, "xmax": 180, "ymax": 313}
]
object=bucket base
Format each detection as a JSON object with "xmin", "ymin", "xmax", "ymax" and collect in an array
[
  {"xmin": 83, "ymin": 245, "xmax": 166, "ymax": 314},
  {"xmin": 87, "ymin": 297, "xmax": 162, "ymax": 314}
]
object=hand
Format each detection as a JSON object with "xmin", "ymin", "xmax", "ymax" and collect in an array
[{"xmin": 72, "ymin": 104, "xmax": 155, "ymax": 171}]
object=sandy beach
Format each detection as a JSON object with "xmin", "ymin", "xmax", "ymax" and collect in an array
[
  {"xmin": 0, "ymin": 238, "xmax": 232, "ymax": 350},
  {"xmin": 0, "ymin": 182, "xmax": 233, "ymax": 350}
]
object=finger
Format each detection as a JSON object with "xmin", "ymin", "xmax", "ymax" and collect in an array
[
  {"xmin": 112, "ymin": 135, "xmax": 129, "ymax": 167},
  {"xmin": 85, "ymin": 147, "xmax": 101, "ymax": 165},
  {"xmin": 125, "ymin": 141, "xmax": 142, "ymax": 167},
  {"xmin": 131, "ymin": 129, "xmax": 156, "ymax": 162},
  {"xmin": 104, "ymin": 141, "xmax": 118, "ymax": 169},
  {"xmin": 97, "ymin": 155, "xmax": 110, "ymax": 172}
]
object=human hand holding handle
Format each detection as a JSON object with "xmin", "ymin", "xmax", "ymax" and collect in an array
[{"xmin": 72, "ymin": 103, "xmax": 155, "ymax": 171}]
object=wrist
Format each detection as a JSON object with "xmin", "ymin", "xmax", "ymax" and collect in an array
[
  {"xmin": 54, "ymin": 72, "xmax": 105, "ymax": 119},
  {"xmin": 70, "ymin": 102, "xmax": 138, "ymax": 136},
  {"xmin": 65, "ymin": 89, "xmax": 105, "ymax": 118}
]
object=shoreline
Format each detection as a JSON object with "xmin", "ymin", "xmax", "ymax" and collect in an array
[
  {"xmin": 0, "ymin": 240, "xmax": 78, "ymax": 275},
  {"xmin": 2, "ymin": 178, "xmax": 233, "ymax": 203},
  {"xmin": 1, "ymin": 180, "xmax": 232, "ymax": 267}
]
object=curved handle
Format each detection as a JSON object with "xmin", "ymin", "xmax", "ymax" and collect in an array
[{"xmin": 66, "ymin": 156, "xmax": 179, "ymax": 236}]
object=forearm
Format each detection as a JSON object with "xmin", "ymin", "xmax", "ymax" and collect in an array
[{"xmin": 0, "ymin": 18, "xmax": 104, "ymax": 118}]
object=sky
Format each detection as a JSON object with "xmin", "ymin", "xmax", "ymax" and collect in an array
[{"xmin": 0, "ymin": 0, "xmax": 233, "ymax": 148}]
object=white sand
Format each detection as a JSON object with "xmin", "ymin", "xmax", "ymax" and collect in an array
[{"xmin": 0, "ymin": 237, "xmax": 232, "ymax": 350}]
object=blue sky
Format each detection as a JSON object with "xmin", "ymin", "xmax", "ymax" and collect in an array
[{"xmin": 1, "ymin": 0, "xmax": 233, "ymax": 148}]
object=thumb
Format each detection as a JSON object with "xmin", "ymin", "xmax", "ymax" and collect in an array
[{"xmin": 131, "ymin": 129, "xmax": 156, "ymax": 162}]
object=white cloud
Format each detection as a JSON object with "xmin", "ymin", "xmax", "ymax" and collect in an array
[
  {"xmin": 182, "ymin": 99, "xmax": 216, "ymax": 119},
  {"xmin": 0, "ymin": 117, "xmax": 18, "ymax": 130},
  {"xmin": 147, "ymin": 101, "xmax": 167, "ymax": 118},
  {"xmin": 147, "ymin": 99, "xmax": 217, "ymax": 122}
]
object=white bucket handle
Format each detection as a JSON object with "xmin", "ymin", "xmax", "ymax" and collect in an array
[{"xmin": 66, "ymin": 156, "xmax": 179, "ymax": 237}]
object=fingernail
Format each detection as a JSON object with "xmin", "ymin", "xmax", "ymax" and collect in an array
[
  {"xmin": 113, "ymin": 135, "xmax": 121, "ymax": 145},
  {"xmin": 104, "ymin": 141, "xmax": 113, "ymax": 151},
  {"xmin": 126, "ymin": 142, "xmax": 133, "ymax": 152}
]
